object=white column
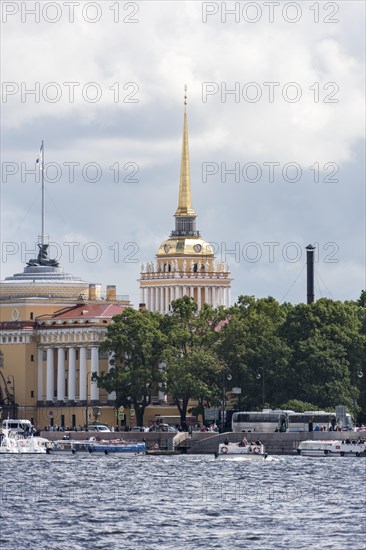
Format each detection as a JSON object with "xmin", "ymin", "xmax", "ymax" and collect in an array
[
  {"xmin": 204, "ymin": 287, "xmax": 209, "ymax": 306},
  {"xmin": 68, "ymin": 347, "xmax": 76, "ymax": 401},
  {"xmin": 150, "ymin": 287, "xmax": 153, "ymax": 311},
  {"xmin": 159, "ymin": 287, "xmax": 163, "ymax": 313},
  {"xmin": 197, "ymin": 286, "xmax": 202, "ymax": 309},
  {"xmin": 224, "ymin": 287, "xmax": 229, "ymax": 307},
  {"xmin": 79, "ymin": 347, "xmax": 87, "ymax": 401},
  {"xmin": 141, "ymin": 287, "xmax": 145, "ymax": 306},
  {"xmin": 212, "ymin": 287, "xmax": 217, "ymax": 308},
  {"xmin": 37, "ymin": 347, "xmax": 43, "ymax": 401},
  {"xmin": 46, "ymin": 348, "xmax": 54, "ymax": 401},
  {"xmin": 57, "ymin": 347, "xmax": 65, "ymax": 401},
  {"xmin": 90, "ymin": 346, "xmax": 99, "ymax": 400},
  {"xmin": 228, "ymin": 287, "xmax": 231, "ymax": 307},
  {"xmin": 171, "ymin": 286, "xmax": 175, "ymax": 302},
  {"xmin": 216, "ymin": 287, "xmax": 221, "ymax": 307},
  {"xmin": 190, "ymin": 286, "xmax": 194, "ymax": 299},
  {"xmin": 165, "ymin": 287, "xmax": 169, "ymax": 313},
  {"xmin": 108, "ymin": 351, "xmax": 116, "ymax": 400}
]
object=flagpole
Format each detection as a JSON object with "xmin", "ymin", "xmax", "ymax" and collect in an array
[{"xmin": 41, "ymin": 140, "xmax": 44, "ymax": 245}]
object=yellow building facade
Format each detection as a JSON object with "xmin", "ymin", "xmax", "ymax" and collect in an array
[{"xmin": 0, "ymin": 243, "xmax": 130, "ymax": 428}]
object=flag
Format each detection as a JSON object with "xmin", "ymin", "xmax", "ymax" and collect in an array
[{"xmin": 36, "ymin": 141, "xmax": 44, "ymax": 170}]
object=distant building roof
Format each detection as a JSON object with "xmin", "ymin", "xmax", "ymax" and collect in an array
[{"xmin": 49, "ymin": 303, "xmax": 127, "ymax": 320}]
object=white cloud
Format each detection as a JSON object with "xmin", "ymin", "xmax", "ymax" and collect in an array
[{"xmin": 1, "ymin": 1, "xmax": 365, "ymax": 305}]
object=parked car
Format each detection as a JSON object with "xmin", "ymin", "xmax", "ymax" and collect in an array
[{"xmin": 87, "ymin": 424, "xmax": 111, "ymax": 432}]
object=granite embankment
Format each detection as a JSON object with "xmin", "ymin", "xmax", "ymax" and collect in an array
[{"xmin": 40, "ymin": 430, "xmax": 365, "ymax": 455}]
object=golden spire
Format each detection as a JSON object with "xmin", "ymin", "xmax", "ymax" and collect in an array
[{"xmin": 175, "ymin": 85, "xmax": 196, "ymax": 217}]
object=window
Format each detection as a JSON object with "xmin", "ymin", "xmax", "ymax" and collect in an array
[
  {"xmin": 31, "ymin": 390, "xmax": 34, "ymax": 398},
  {"xmin": 30, "ymin": 355, "xmax": 34, "ymax": 362},
  {"xmin": 30, "ymin": 312, "xmax": 34, "ymax": 320}
]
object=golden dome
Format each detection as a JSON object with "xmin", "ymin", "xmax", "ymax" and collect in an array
[{"xmin": 157, "ymin": 237, "xmax": 214, "ymax": 258}]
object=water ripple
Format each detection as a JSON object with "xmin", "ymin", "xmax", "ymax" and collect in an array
[{"xmin": 1, "ymin": 455, "xmax": 365, "ymax": 549}]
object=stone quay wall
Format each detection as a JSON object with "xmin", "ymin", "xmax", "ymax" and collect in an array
[{"xmin": 40, "ymin": 430, "xmax": 366, "ymax": 455}]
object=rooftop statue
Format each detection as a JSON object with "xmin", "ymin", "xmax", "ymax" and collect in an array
[{"xmin": 27, "ymin": 243, "xmax": 59, "ymax": 267}]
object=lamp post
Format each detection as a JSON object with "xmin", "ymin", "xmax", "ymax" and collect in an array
[
  {"xmin": 7, "ymin": 375, "xmax": 16, "ymax": 418},
  {"xmin": 221, "ymin": 370, "xmax": 232, "ymax": 433},
  {"xmin": 256, "ymin": 368, "xmax": 265, "ymax": 409}
]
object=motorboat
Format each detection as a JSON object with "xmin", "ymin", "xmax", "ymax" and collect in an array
[
  {"xmin": 297, "ymin": 439, "xmax": 366, "ymax": 457},
  {"xmin": 89, "ymin": 442, "xmax": 146, "ymax": 455},
  {"xmin": 46, "ymin": 437, "xmax": 146, "ymax": 456},
  {"xmin": 0, "ymin": 426, "xmax": 48, "ymax": 454},
  {"xmin": 216, "ymin": 440, "xmax": 267, "ymax": 459}
]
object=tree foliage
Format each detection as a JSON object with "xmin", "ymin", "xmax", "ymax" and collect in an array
[
  {"xmin": 97, "ymin": 290, "xmax": 366, "ymax": 425},
  {"xmin": 95, "ymin": 307, "xmax": 165, "ymax": 426},
  {"xmin": 163, "ymin": 297, "xmax": 225, "ymax": 423}
]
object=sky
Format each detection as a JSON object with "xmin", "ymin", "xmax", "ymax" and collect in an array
[{"xmin": 1, "ymin": 0, "xmax": 365, "ymax": 307}]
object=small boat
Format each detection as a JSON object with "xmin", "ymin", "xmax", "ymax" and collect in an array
[
  {"xmin": 0, "ymin": 428, "xmax": 48, "ymax": 454},
  {"xmin": 89, "ymin": 441, "xmax": 146, "ymax": 455},
  {"xmin": 216, "ymin": 441, "xmax": 267, "ymax": 460},
  {"xmin": 46, "ymin": 437, "xmax": 146, "ymax": 456},
  {"xmin": 297, "ymin": 439, "xmax": 366, "ymax": 457}
]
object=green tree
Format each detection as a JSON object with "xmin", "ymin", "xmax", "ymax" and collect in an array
[
  {"xmin": 281, "ymin": 298, "xmax": 365, "ymax": 415},
  {"xmin": 280, "ymin": 399, "xmax": 326, "ymax": 412},
  {"xmin": 95, "ymin": 308, "xmax": 165, "ymax": 426},
  {"xmin": 217, "ymin": 295, "xmax": 291, "ymax": 409},
  {"xmin": 163, "ymin": 297, "xmax": 225, "ymax": 424}
]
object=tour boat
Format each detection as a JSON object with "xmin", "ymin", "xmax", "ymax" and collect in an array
[
  {"xmin": 88, "ymin": 441, "xmax": 146, "ymax": 455},
  {"xmin": 0, "ymin": 427, "xmax": 48, "ymax": 454},
  {"xmin": 216, "ymin": 441, "xmax": 267, "ymax": 459},
  {"xmin": 46, "ymin": 438, "xmax": 146, "ymax": 456},
  {"xmin": 297, "ymin": 439, "xmax": 366, "ymax": 457}
]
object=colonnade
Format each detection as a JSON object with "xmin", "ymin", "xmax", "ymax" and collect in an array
[
  {"xmin": 37, "ymin": 346, "xmax": 115, "ymax": 402},
  {"xmin": 141, "ymin": 285, "xmax": 231, "ymax": 313}
]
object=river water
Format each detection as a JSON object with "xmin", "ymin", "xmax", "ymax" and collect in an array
[{"xmin": 1, "ymin": 454, "xmax": 365, "ymax": 549}]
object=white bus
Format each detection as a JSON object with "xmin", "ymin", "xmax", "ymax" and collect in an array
[
  {"xmin": 285, "ymin": 411, "xmax": 353, "ymax": 432},
  {"xmin": 232, "ymin": 410, "xmax": 293, "ymax": 433}
]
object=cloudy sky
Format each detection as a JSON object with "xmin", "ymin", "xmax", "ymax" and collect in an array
[{"xmin": 1, "ymin": 1, "xmax": 365, "ymax": 306}]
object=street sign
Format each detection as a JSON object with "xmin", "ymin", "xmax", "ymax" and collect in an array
[
  {"xmin": 204, "ymin": 407, "xmax": 219, "ymax": 421},
  {"xmin": 118, "ymin": 413, "xmax": 124, "ymax": 420},
  {"xmin": 48, "ymin": 411, "xmax": 54, "ymax": 417},
  {"xmin": 130, "ymin": 408, "xmax": 135, "ymax": 417},
  {"xmin": 119, "ymin": 406, "xmax": 124, "ymax": 412}
]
